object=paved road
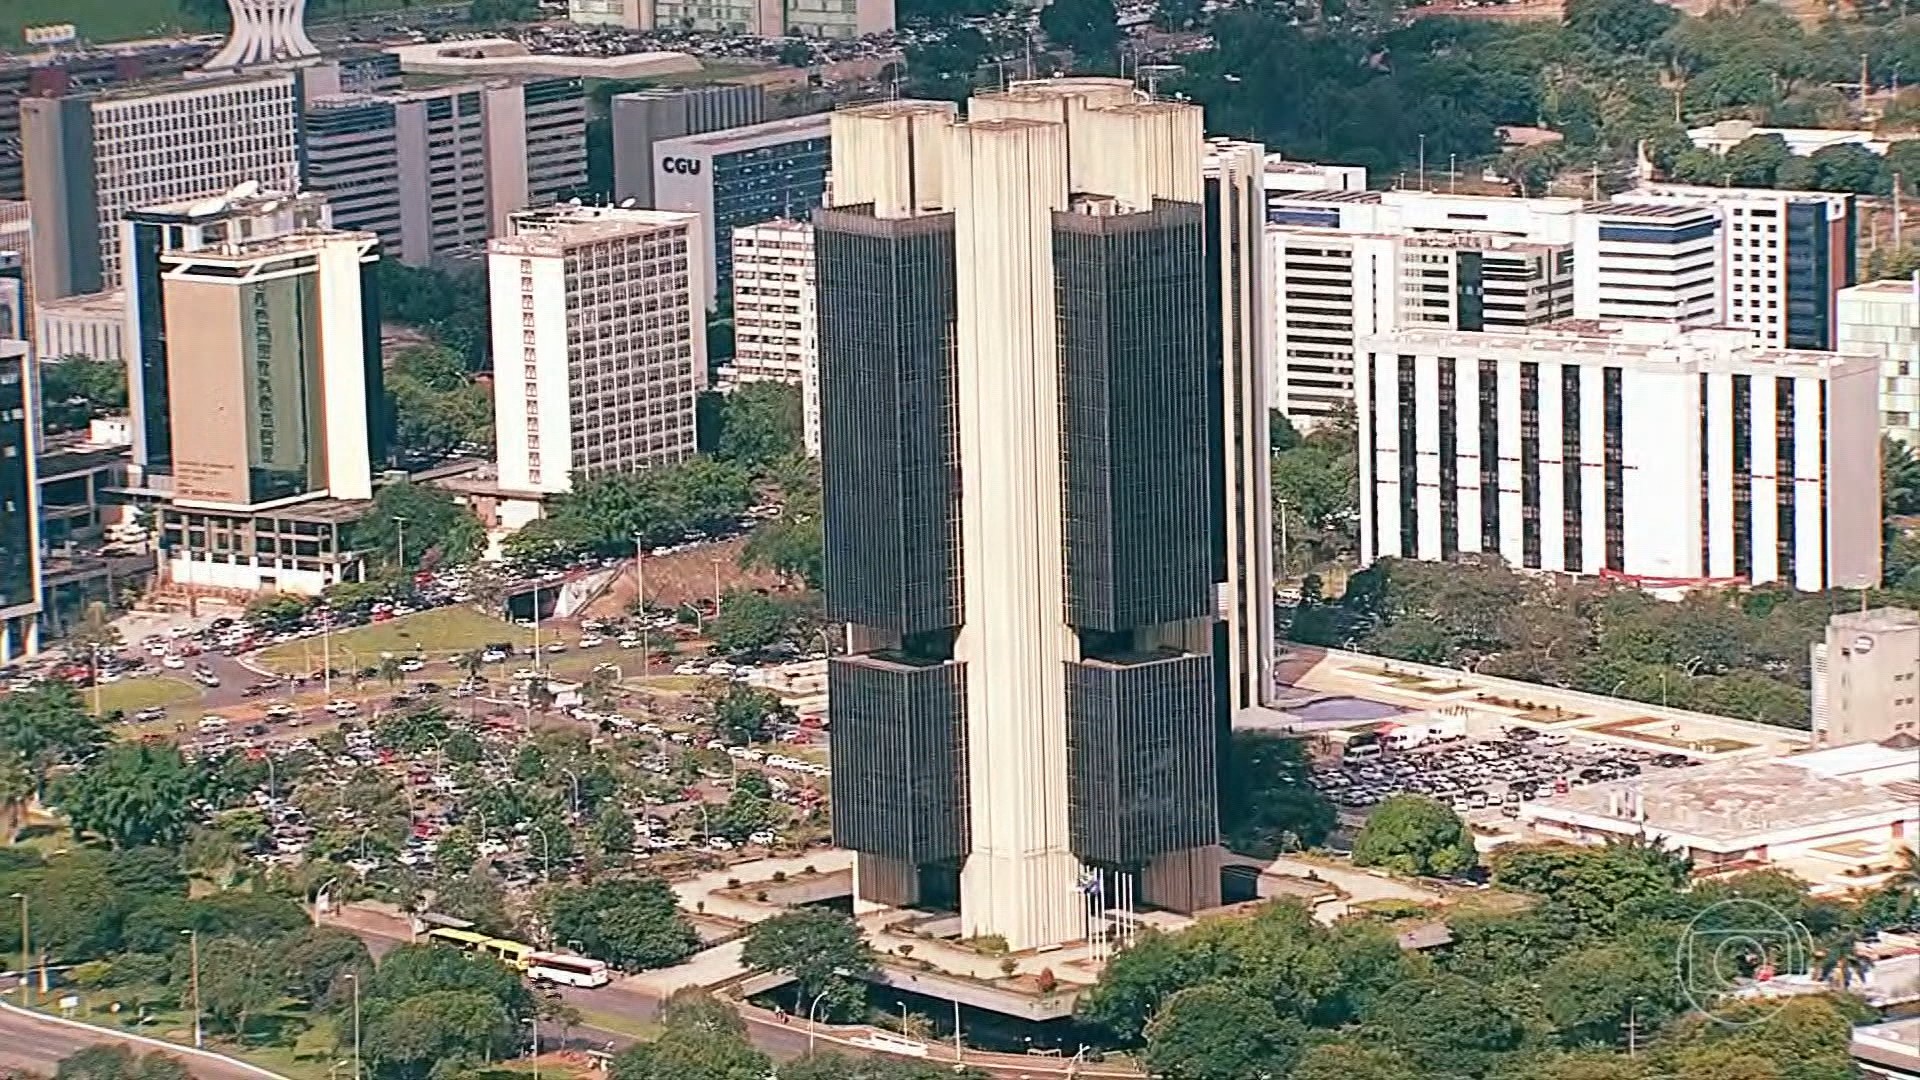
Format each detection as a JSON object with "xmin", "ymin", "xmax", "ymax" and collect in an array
[{"xmin": 0, "ymin": 1003, "xmax": 268, "ymax": 1080}]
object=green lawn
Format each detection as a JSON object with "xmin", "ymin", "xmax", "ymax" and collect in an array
[
  {"xmin": 2, "ymin": 0, "xmax": 427, "ymax": 50},
  {"xmin": 255, "ymin": 608, "xmax": 535, "ymax": 673},
  {"xmin": 92, "ymin": 676, "xmax": 202, "ymax": 717}
]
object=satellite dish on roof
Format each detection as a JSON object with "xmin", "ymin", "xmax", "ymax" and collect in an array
[
  {"xmin": 187, "ymin": 197, "xmax": 228, "ymax": 218},
  {"xmin": 620, "ymin": 198, "xmax": 637, "ymax": 208},
  {"xmin": 569, "ymin": 198, "xmax": 583, "ymax": 206},
  {"xmin": 229, "ymin": 180, "xmax": 261, "ymax": 201}
]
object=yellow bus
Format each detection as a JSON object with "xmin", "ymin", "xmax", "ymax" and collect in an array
[{"xmin": 423, "ymin": 927, "xmax": 537, "ymax": 971}]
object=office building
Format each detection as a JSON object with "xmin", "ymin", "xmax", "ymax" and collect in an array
[
  {"xmin": 153, "ymin": 223, "xmax": 384, "ymax": 595},
  {"xmin": 35, "ymin": 291, "xmax": 124, "ymax": 362},
  {"xmin": 21, "ymin": 73, "xmax": 300, "ymax": 299},
  {"xmin": 1260, "ymin": 156, "xmax": 1366, "ymax": 209},
  {"xmin": 820, "ymin": 82, "xmax": 1273, "ymax": 951},
  {"xmin": 1810, "ymin": 608, "xmax": 1920, "ymax": 748},
  {"xmin": 729, "ymin": 220, "xmax": 819, "ymax": 455},
  {"xmin": 570, "ymin": 0, "xmax": 648, "ymax": 26},
  {"xmin": 1266, "ymin": 189, "xmax": 1723, "ymax": 424},
  {"xmin": 611, "ymin": 84, "xmax": 766, "ymax": 205},
  {"xmin": 633, "ymin": 0, "xmax": 891, "ymax": 36},
  {"xmin": 1838, "ymin": 277, "xmax": 1920, "ymax": 444},
  {"xmin": 1270, "ymin": 229, "xmax": 1575, "ymax": 425},
  {"xmin": 0, "ymin": 339, "xmax": 41, "ymax": 662},
  {"xmin": 304, "ymin": 78, "xmax": 586, "ymax": 267},
  {"xmin": 122, "ymin": 187, "xmax": 334, "ymax": 479},
  {"xmin": 489, "ymin": 205, "xmax": 704, "ymax": 496},
  {"xmin": 0, "ymin": 254, "xmax": 25, "ymax": 343},
  {"xmin": 0, "ymin": 202, "xmax": 28, "ymax": 337},
  {"xmin": 652, "ymin": 114, "xmax": 831, "ymax": 304},
  {"xmin": 1616, "ymin": 184, "xmax": 1856, "ymax": 350},
  {"xmin": 0, "ymin": 40, "xmax": 215, "ymax": 201},
  {"xmin": 1356, "ymin": 322, "xmax": 1880, "ymax": 592},
  {"xmin": 202, "ymin": 0, "xmax": 321, "ymax": 72}
]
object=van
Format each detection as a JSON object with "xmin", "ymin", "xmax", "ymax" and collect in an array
[{"xmin": 1343, "ymin": 741, "xmax": 1382, "ymax": 761}]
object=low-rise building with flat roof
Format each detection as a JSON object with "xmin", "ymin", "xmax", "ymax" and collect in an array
[{"xmin": 1522, "ymin": 740, "xmax": 1919, "ymax": 893}]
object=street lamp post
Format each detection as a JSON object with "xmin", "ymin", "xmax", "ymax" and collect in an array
[
  {"xmin": 806, "ymin": 989, "xmax": 831, "ymax": 1054},
  {"xmin": 181, "ymin": 929, "xmax": 203, "ymax": 1049},
  {"xmin": 526, "ymin": 1016, "xmax": 540, "ymax": 1080},
  {"xmin": 632, "ymin": 535, "xmax": 649, "ymax": 680},
  {"xmin": 530, "ymin": 823, "xmax": 553, "ymax": 880},
  {"xmin": 344, "ymin": 972, "xmax": 362, "ymax": 1080},
  {"xmin": 10, "ymin": 892, "xmax": 25, "ymax": 1003},
  {"xmin": 310, "ymin": 876, "xmax": 341, "ymax": 927},
  {"xmin": 393, "ymin": 516, "xmax": 409, "ymax": 575}
]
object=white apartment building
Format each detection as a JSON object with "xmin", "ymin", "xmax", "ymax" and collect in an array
[
  {"xmin": 1267, "ymin": 189, "xmax": 1721, "ymax": 425},
  {"xmin": 35, "ymin": 291, "xmax": 125, "ymax": 362},
  {"xmin": 1357, "ymin": 322, "xmax": 1880, "ymax": 592},
  {"xmin": 1837, "ymin": 277, "xmax": 1920, "ymax": 444},
  {"xmin": 21, "ymin": 74, "xmax": 300, "ymax": 299},
  {"xmin": 1809, "ymin": 607, "xmax": 1920, "ymax": 748},
  {"xmin": 489, "ymin": 205, "xmax": 705, "ymax": 496},
  {"xmin": 729, "ymin": 220, "xmax": 820, "ymax": 456},
  {"xmin": 1615, "ymin": 184, "xmax": 1855, "ymax": 351}
]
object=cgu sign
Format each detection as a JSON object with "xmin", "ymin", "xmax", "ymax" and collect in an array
[{"xmin": 660, "ymin": 157, "xmax": 703, "ymax": 176}]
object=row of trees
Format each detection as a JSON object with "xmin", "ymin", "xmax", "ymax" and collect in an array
[
  {"xmin": 1291, "ymin": 556, "xmax": 1847, "ymax": 726},
  {"xmin": 386, "ymin": 346, "xmax": 494, "ymax": 464},
  {"xmin": 1076, "ymin": 834, "xmax": 1917, "ymax": 1079}
]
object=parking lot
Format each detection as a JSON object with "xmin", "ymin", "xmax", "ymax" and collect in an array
[{"xmin": 1313, "ymin": 728, "xmax": 1699, "ymax": 819}]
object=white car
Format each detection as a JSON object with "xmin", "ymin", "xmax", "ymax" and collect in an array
[
  {"xmin": 545, "ymin": 641, "xmax": 568, "ymax": 654},
  {"xmin": 398, "ymin": 658, "xmax": 425, "ymax": 672},
  {"xmin": 673, "ymin": 663, "xmax": 701, "ymax": 676},
  {"xmin": 748, "ymin": 830, "xmax": 777, "ymax": 846},
  {"xmin": 618, "ymin": 637, "xmax": 642, "ymax": 649},
  {"xmin": 480, "ymin": 649, "xmax": 508, "ymax": 664},
  {"xmin": 706, "ymin": 836, "xmax": 734, "ymax": 851},
  {"xmin": 161, "ymin": 655, "xmax": 186, "ymax": 669},
  {"xmin": 326, "ymin": 699, "xmax": 359, "ymax": 716},
  {"xmin": 579, "ymin": 636, "xmax": 604, "ymax": 649}
]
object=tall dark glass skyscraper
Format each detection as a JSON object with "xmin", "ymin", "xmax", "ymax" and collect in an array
[{"xmin": 818, "ymin": 84, "xmax": 1272, "ymax": 951}]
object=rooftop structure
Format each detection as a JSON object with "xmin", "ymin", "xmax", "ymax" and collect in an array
[
  {"xmin": 202, "ymin": 0, "xmax": 320, "ymax": 72},
  {"xmin": 1523, "ymin": 740, "xmax": 1919, "ymax": 889},
  {"xmin": 1687, "ymin": 119, "xmax": 1906, "ymax": 157},
  {"xmin": 387, "ymin": 38, "xmax": 700, "ymax": 81}
]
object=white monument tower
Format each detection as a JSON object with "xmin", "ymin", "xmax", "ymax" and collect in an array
[{"xmin": 202, "ymin": 0, "xmax": 320, "ymax": 72}]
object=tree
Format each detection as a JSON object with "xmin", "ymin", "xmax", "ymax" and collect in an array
[
  {"xmin": 363, "ymin": 989, "xmax": 514, "ymax": 1078},
  {"xmin": 593, "ymin": 803, "xmax": 635, "ymax": 857},
  {"xmin": 1221, "ymin": 731, "xmax": 1335, "ymax": 857},
  {"xmin": 609, "ymin": 990, "xmax": 769, "ymax": 1080},
  {"xmin": 1887, "ymin": 437, "xmax": 1920, "ymax": 517},
  {"xmin": 1809, "ymin": 143, "xmax": 1883, "ymax": 194},
  {"xmin": 1039, "ymin": 0, "xmax": 1120, "ymax": 62},
  {"xmin": 1350, "ymin": 794, "xmax": 1477, "ymax": 877},
  {"xmin": 56, "ymin": 1047, "xmax": 189, "ymax": 1080},
  {"xmin": 40, "ymin": 355, "xmax": 128, "ymax": 433},
  {"xmin": 387, "ymin": 346, "xmax": 494, "ymax": 462},
  {"xmin": 246, "ymin": 593, "xmax": 315, "ymax": 632},
  {"xmin": 53, "ymin": 742, "xmax": 197, "ymax": 849},
  {"xmin": 1141, "ymin": 984, "xmax": 1307, "ymax": 1080},
  {"xmin": 431, "ymin": 870, "xmax": 518, "ymax": 939},
  {"xmin": 353, "ymin": 482, "xmax": 485, "ymax": 577},
  {"xmin": 740, "ymin": 462, "xmax": 823, "ymax": 589},
  {"xmin": 713, "ymin": 382, "xmax": 803, "ymax": 471},
  {"xmin": 1288, "ymin": 1045, "xmax": 1417, "ymax": 1080},
  {"xmin": 1564, "ymin": 0, "xmax": 1677, "ymax": 53},
  {"xmin": 189, "ymin": 935, "xmax": 283, "ymax": 1036},
  {"xmin": 544, "ymin": 876, "xmax": 700, "ymax": 971},
  {"xmin": 710, "ymin": 591, "xmax": 794, "ymax": 656},
  {"xmin": 1363, "ymin": 974, "xmax": 1526, "ymax": 1078},
  {"xmin": 780, "ymin": 1055, "xmax": 990, "ymax": 1080},
  {"xmin": 1539, "ymin": 943, "xmax": 1683, "ymax": 1047},
  {"xmin": 280, "ymin": 926, "xmax": 374, "ymax": 1007},
  {"xmin": 740, "ymin": 908, "xmax": 874, "ymax": 1019},
  {"xmin": 708, "ymin": 682, "xmax": 792, "ymax": 746},
  {"xmin": 0, "ymin": 683, "xmax": 108, "ymax": 797}
]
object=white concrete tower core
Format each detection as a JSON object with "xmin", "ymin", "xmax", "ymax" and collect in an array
[
  {"xmin": 949, "ymin": 115, "xmax": 1082, "ymax": 948},
  {"xmin": 203, "ymin": 0, "xmax": 320, "ymax": 72}
]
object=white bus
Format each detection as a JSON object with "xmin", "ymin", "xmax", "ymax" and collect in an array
[{"xmin": 527, "ymin": 951, "xmax": 610, "ymax": 988}]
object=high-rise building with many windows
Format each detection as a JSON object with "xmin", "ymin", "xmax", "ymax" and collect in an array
[
  {"xmin": 729, "ymin": 219, "xmax": 819, "ymax": 455},
  {"xmin": 818, "ymin": 82, "xmax": 1273, "ymax": 951},
  {"xmin": 489, "ymin": 205, "xmax": 705, "ymax": 496},
  {"xmin": 1356, "ymin": 321, "xmax": 1880, "ymax": 592},
  {"xmin": 21, "ymin": 74, "xmax": 300, "ymax": 299}
]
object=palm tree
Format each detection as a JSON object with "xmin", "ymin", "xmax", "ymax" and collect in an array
[
  {"xmin": 378, "ymin": 655, "xmax": 404, "ymax": 689},
  {"xmin": 454, "ymin": 651, "xmax": 485, "ymax": 719},
  {"xmin": 583, "ymin": 666, "xmax": 619, "ymax": 712},
  {"xmin": 1813, "ymin": 929, "xmax": 1873, "ymax": 990}
]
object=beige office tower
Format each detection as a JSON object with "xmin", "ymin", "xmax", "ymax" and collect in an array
[
  {"xmin": 1811, "ymin": 608, "xmax": 1920, "ymax": 747},
  {"xmin": 821, "ymin": 82, "xmax": 1273, "ymax": 951}
]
